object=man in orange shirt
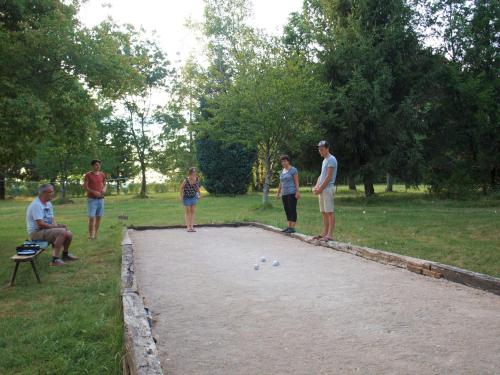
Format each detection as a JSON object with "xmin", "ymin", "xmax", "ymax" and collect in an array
[{"xmin": 83, "ymin": 159, "xmax": 106, "ymax": 240}]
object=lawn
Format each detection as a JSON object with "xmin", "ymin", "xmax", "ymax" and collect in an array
[{"xmin": 1, "ymin": 186, "xmax": 499, "ymax": 374}]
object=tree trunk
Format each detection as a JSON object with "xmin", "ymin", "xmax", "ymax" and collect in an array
[
  {"xmin": 363, "ymin": 173, "xmax": 375, "ymax": 197},
  {"xmin": 140, "ymin": 163, "xmax": 147, "ymax": 198},
  {"xmin": 0, "ymin": 173, "xmax": 5, "ymax": 200},
  {"xmin": 61, "ymin": 179, "xmax": 66, "ymax": 200},
  {"xmin": 116, "ymin": 179, "xmax": 121, "ymax": 195},
  {"xmin": 491, "ymin": 168, "xmax": 498, "ymax": 191},
  {"xmin": 347, "ymin": 175, "xmax": 356, "ymax": 191},
  {"xmin": 385, "ymin": 173, "xmax": 393, "ymax": 192},
  {"xmin": 262, "ymin": 154, "xmax": 272, "ymax": 206}
]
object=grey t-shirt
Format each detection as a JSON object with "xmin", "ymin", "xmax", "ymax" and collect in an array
[
  {"xmin": 280, "ymin": 166, "xmax": 298, "ymax": 195},
  {"xmin": 26, "ymin": 197, "xmax": 53, "ymax": 234},
  {"xmin": 319, "ymin": 154, "xmax": 338, "ymax": 188}
]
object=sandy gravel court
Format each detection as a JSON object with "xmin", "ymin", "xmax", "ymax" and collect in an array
[{"xmin": 130, "ymin": 227, "xmax": 500, "ymax": 375}]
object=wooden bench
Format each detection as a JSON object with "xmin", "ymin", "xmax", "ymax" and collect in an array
[{"xmin": 9, "ymin": 242, "xmax": 49, "ymax": 287}]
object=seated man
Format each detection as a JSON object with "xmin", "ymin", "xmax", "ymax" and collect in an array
[{"xmin": 26, "ymin": 183, "xmax": 79, "ymax": 266}]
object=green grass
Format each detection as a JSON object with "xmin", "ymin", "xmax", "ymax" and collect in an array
[{"xmin": 1, "ymin": 186, "xmax": 499, "ymax": 374}]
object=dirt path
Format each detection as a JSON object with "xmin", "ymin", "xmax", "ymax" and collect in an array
[{"xmin": 130, "ymin": 227, "xmax": 500, "ymax": 375}]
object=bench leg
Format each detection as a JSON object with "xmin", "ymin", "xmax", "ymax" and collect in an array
[
  {"xmin": 30, "ymin": 260, "xmax": 41, "ymax": 283},
  {"xmin": 9, "ymin": 262, "xmax": 20, "ymax": 287}
]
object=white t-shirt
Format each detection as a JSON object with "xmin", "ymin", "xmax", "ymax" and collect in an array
[{"xmin": 26, "ymin": 197, "xmax": 53, "ymax": 234}]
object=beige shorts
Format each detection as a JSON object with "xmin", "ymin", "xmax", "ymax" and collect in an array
[
  {"xmin": 30, "ymin": 228, "xmax": 67, "ymax": 244},
  {"xmin": 319, "ymin": 187, "xmax": 335, "ymax": 213}
]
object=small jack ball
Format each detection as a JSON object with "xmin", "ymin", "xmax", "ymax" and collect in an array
[
  {"xmin": 261, "ymin": 257, "xmax": 266, "ymax": 262},
  {"xmin": 254, "ymin": 264, "xmax": 260, "ymax": 270},
  {"xmin": 272, "ymin": 260, "xmax": 280, "ymax": 267}
]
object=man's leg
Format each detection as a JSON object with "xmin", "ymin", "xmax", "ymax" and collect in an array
[
  {"xmin": 62, "ymin": 230, "xmax": 79, "ymax": 261},
  {"xmin": 63, "ymin": 230, "xmax": 73, "ymax": 252},
  {"xmin": 94, "ymin": 199, "xmax": 104, "ymax": 238},
  {"xmin": 52, "ymin": 232, "xmax": 66, "ymax": 258},
  {"xmin": 88, "ymin": 217, "xmax": 96, "ymax": 239},
  {"xmin": 326, "ymin": 212, "xmax": 335, "ymax": 238},
  {"xmin": 94, "ymin": 216, "xmax": 102, "ymax": 238},
  {"xmin": 321, "ymin": 212, "xmax": 328, "ymax": 237},
  {"xmin": 88, "ymin": 198, "xmax": 96, "ymax": 239},
  {"xmin": 326, "ymin": 187, "xmax": 335, "ymax": 238}
]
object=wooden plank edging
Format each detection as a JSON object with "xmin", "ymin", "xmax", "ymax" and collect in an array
[
  {"xmin": 127, "ymin": 223, "xmax": 500, "ymax": 296},
  {"xmin": 121, "ymin": 229, "xmax": 163, "ymax": 375}
]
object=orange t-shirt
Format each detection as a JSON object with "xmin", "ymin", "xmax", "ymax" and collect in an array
[{"xmin": 84, "ymin": 172, "xmax": 106, "ymax": 198}]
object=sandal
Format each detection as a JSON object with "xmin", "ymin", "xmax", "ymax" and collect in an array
[
  {"xmin": 311, "ymin": 235, "xmax": 324, "ymax": 240},
  {"xmin": 321, "ymin": 236, "xmax": 334, "ymax": 242}
]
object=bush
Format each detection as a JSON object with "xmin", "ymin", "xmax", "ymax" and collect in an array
[
  {"xmin": 426, "ymin": 159, "xmax": 479, "ymax": 198},
  {"xmin": 196, "ymin": 137, "xmax": 256, "ymax": 195}
]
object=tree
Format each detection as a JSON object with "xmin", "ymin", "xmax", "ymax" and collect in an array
[
  {"xmin": 118, "ymin": 32, "xmax": 172, "ymax": 198},
  {"xmin": 197, "ymin": 0, "xmax": 328, "ymax": 204},
  {"xmin": 0, "ymin": 0, "xmax": 138, "ymax": 199},
  {"xmin": 94, "ymin": 110, "xmax": 138, "ymax": 193},
  {"xmin": 285, "ymin": 0, "xmax": 428, "ymax": 196},
  {"xmin": 211, "ymin": 48, "xmax": 328, "ymax": 204},
  {"xmin": 420, "ymin": 0, "xmax": 499, "ymax": 194},
  {"xmin": 31, "ymin": 74, "xmax": 97, "ymax": 200},
  {"xmin": 196, "ymin": 137, "xmax": 256, "ymax": 194},
  {"xmin": 154, "ymin": 58, "xmax": 201, "ymax": 180}
]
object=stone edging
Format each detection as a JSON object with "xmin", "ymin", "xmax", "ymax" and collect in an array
[
  {"xmin": 128, "ymin": 222, "xmax": 500, "ymax": 296},
  {"xmin": 121, "ymin": 230, "xmax": 163, "ymax": 375}
]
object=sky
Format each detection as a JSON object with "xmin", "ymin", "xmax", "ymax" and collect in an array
[{"xmin": 78, "ymin": 0, "xmax": 304, "ymax": 66}]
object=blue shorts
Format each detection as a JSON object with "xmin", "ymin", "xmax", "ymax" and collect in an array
[
  {"xmin": 88, "ymin": 198, "xmax": 104, "ymax": 217},
  {"xmin": 183, "ymin": 196, "xmax": 198, "ymax": 207}
]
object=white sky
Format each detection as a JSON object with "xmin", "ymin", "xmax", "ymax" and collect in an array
[{"xmin": 78, "ymin": 0, "xmax": 303, "ymax": 66}]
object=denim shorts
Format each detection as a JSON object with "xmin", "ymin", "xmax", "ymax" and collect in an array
[
  {"xmin": 88, "ymin": 198, "xmax": 104, "ymax": 217},
  {"xmin": 183, "ymin": 196, "xmax": 198, "ymax": 207}
]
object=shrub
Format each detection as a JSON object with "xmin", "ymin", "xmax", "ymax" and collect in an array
[{"xmin": 196, "ymin": 137, "xmax": 256, "ymax": 195}]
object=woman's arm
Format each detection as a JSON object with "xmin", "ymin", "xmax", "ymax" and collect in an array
[
  {"xmin": 276, "ymin": 182, "xmax": 282, "ymax": 198},
  {"xmin": 294, "ymin": 172, "xmax": 301, "ymax": 199},
  {"xmin": 179, "ymin": 180, "xmax": 186, "ymax": 200}
]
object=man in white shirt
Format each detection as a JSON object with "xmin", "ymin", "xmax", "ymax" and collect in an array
[
  {"xmin": 313, "ymin": 141, "xmax": 338, "ymax": 241},
  {"xmin": 26, "ymin": 184, "xmax": 78, "ymax": 266}
]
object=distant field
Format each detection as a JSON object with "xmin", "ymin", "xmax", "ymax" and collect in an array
[{"xmin": 0, "ymin": 186, "xmax": 499, "ymax": 374}]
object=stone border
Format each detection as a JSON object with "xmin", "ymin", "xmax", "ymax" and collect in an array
[
  {"xmin": 127, "ymin": 222, "xmax": 500, "ymax": 296},
  {"xmin": 121, "ymin": 230, "xmax": 163, "ymax": 375}
]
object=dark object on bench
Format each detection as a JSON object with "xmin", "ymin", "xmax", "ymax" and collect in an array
[
  {"xmin": 9, "ymin": 241, "xmax": 49, "ymax": 287},
  {"xmin": 16, "ymin": 243, "xmax": 40, "ymax": 256}
]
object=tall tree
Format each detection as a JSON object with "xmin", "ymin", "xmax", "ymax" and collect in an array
[
  {"xmin": 119, "ymin": 32, "xmax": 172, "ymax": 198},
  {"xmin": 285, "ymin": 0, "xmax": 428, "ymax": 196},
  {"xmin": 31, "ymin": 74, "xmax": 97, "ymax": 200},
  {"xmin": 155, "ymin": 58, "xmax": 201, "ymax": 180},
  {"xmin": 421, "ymin": 0, "xmax": 499, "ymax": 194},
  {"xmin": 0, "ymin": 0, "xmax": 138, "ymax": 199},
  {"xmin": 210, "ymin": 47, "xmax": 328, "ymax": 204}
]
